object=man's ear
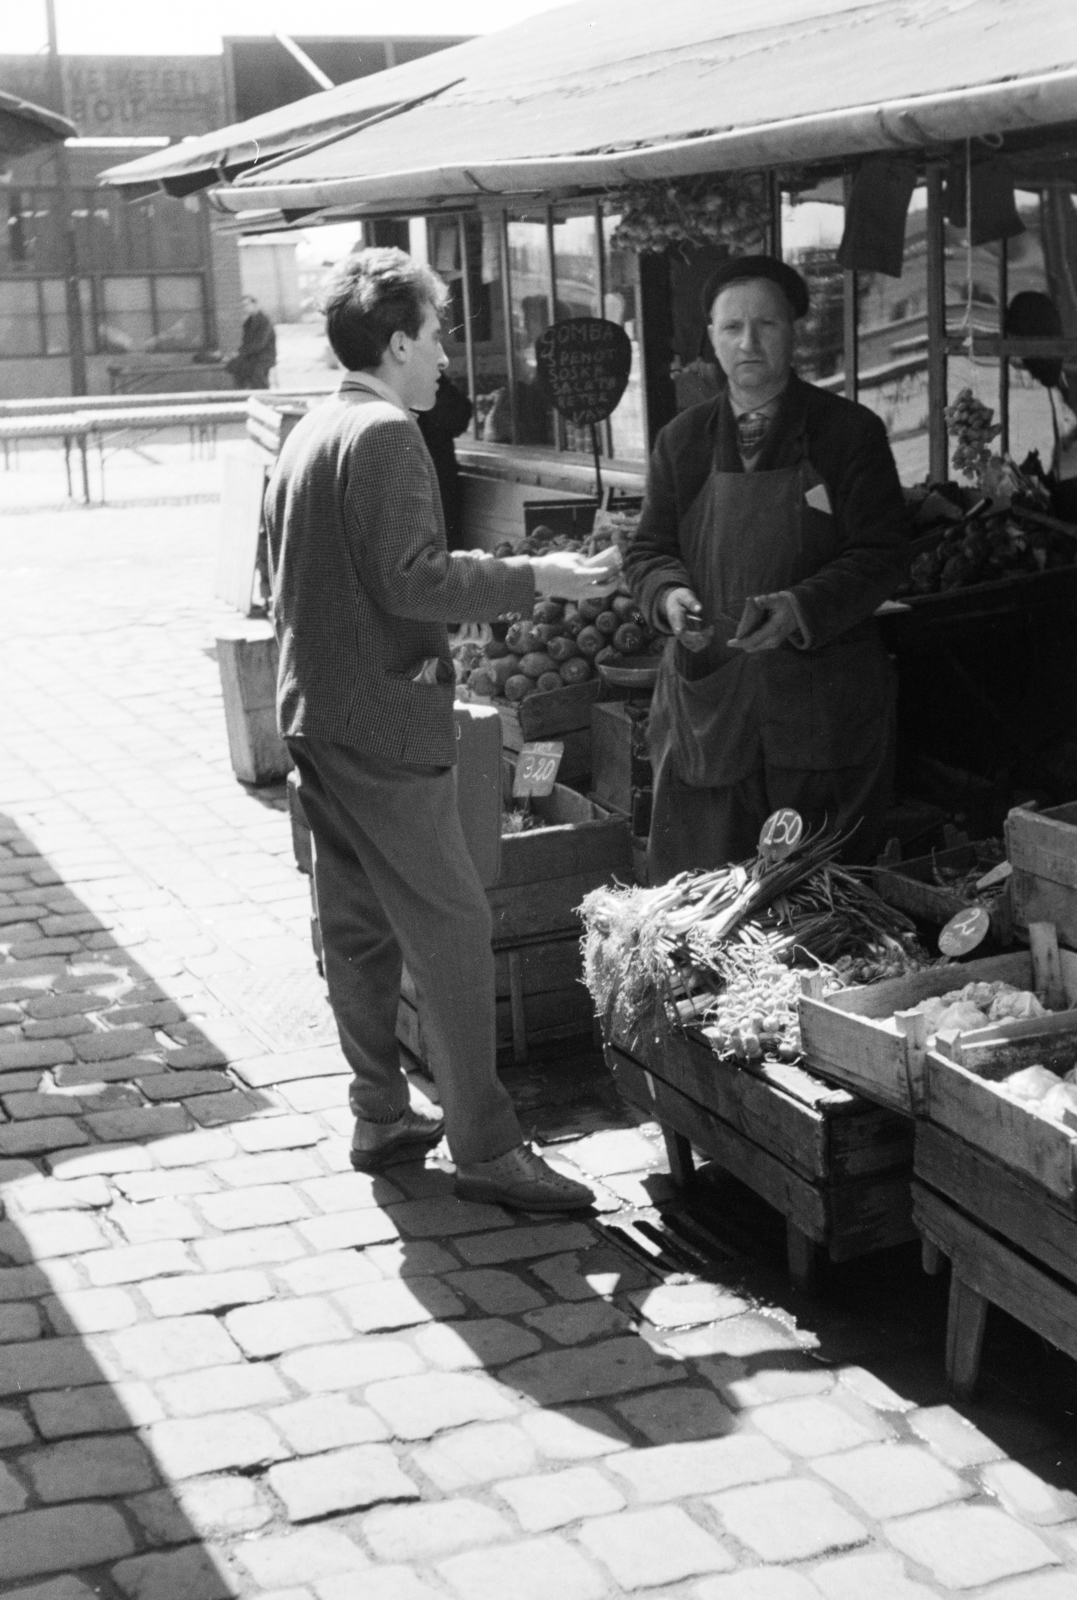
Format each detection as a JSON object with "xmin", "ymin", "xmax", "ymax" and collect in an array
[{"xmin": 386, "ymin": 329, "xmax": 410, "ymax": 365}]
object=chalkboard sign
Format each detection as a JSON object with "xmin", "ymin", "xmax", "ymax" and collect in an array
[{"xmin": 534, "ymin": 318, "xmax": 632, "ymax": 426}]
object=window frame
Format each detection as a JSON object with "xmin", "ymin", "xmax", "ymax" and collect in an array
[{"xmin": 430, "ymin": 198, "xmax": 646, "ymax": 465}]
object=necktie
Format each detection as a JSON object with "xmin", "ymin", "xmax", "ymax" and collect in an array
[{"xmin": 736, "ymin": 410, "xmax": 770, "ymax": 458}]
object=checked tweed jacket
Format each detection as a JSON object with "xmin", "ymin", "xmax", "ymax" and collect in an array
[{"xmin": 265, "ymin": 376, "xmax": 535, "ymax": 767}]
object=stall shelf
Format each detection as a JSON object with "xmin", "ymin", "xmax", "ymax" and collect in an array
[{"xmin": 604, "ymin": 1015, "xmax": 914, "ymax": 1292}]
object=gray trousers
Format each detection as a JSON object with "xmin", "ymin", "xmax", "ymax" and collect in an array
[{"xmin": 287, "ymin": 737, "xmax": 522, "ymax": 1166}]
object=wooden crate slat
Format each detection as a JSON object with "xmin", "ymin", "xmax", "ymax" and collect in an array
[
  {"xmin": 607, "ymin": 1046, "xmax": 829, "ymax": 1241},
  {"xmin": 915, "ymin": 1123, "xmax": 1077, "ymax": 1286},
  {"xmin": 924, "ymin": 1050, "xmax": 1077, "ymax": 1207},
  {"xmin": 913, "ymin": 1181, "xmax": 1077, "ymax": 1365},
  {"xmin": 799, "ymin": 995, "xmax": 917, "ymax": 1116},
  {"xmin": 610, "ymin": 1032, "xmax": 828, "ymax": 1181},
  {"xmin": 489, "ymin": 872, "xmax": 610, "ymax": 943}
]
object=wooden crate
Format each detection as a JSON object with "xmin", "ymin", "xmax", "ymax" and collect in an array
[
  {"xmin": 913, "ymin": 1122, "xmax": 1077, "ymax": 1396},
  {"xmin": 1007, "ymin": 801, "xmax": 1077, "ymax": 950},
  {"xmin": 497, "ymin": 705, "xmax": 592, "ymax": 784},
  {"xmin": 606, "ymin": 1020, "xmax": 914, "ymax": 1291},
  {"xmin": 399, "ymin": 775, "xmax": 629, "ymax": 1064},
  {"xmin": 491, "ymin": 776, "xmax": 631, "ymax": 946},
  {"xmin": 873, "ymin": 841, "xmax": 1012, "ymax": 945},
  {"xmin": 799, "ymin": 947, "xmax": 1077, "ymax": 1118},
  {"xmin": 214, "ymin": 620, "xmax": 291, "ymax": 787},
  {"xmin": 923, "ymin": 1038, "xmax": 1077, "ymax": 1209},
  {"xmin": 398, "ymin": 931, "xmax": 596, "ymax": 1067},
  {"xmin": 591, "ymin": 701, "xmax": 653, "ymax": 836}
]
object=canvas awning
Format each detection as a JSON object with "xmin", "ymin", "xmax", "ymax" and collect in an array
[
  {"xmin": 100, "ymin": 0, "xmax": 1077, "ymax": 216},
  {"xmin": 0, "ymin": 89, "xmax": 76, "ymax": 158}
]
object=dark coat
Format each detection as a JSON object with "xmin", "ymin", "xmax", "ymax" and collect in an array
[
  {"xmin": 624, "ymin": 371, "xmax": 909, "ymax": 648},
  {"xmin": 417, "ymin": 376, "xmax": 474, "ymax": 551},
  {"xmin": 265, "ymin": 378, "xmax": 534, "ymax": 766}
]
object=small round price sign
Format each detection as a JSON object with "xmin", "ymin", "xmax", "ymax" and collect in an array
[
  {"xmin": 939, "ymin": 904, "xmax": 990, "ymax": 958},
  {"xmin": 758, "ymin": 808, "xmax": 804, "ymax": 864},
  {"xmin": 512, "ymin": 741, "xmax": 564, "ymax": 799}
]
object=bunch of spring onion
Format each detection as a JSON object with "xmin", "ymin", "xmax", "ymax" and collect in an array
[{"xmin": 580, "ymin": 828, "xmax": 924, "ymax": 1064}]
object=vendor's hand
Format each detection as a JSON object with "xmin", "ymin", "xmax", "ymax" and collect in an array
[
  {"xmin": 729, "ymin": 592, "xmax": 799, "ymax": 653},
  {"xmin": 530, "ymin": 545, "xmax": 621, "ymax": 602},
  {"xmin": 662, "ymin": 586, "xmax": 712, "ymax": 652}
]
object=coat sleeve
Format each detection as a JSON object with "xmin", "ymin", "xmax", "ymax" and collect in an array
[
  {"xmin": 788, "ymin": 410, "xmax": 910, "ymax": 647},
  {"xmin": 622, "ymin": 427, "xmax": 696, "ymax": 631},
  {"xmin": 345, "ymin": 413, "xmax": 534, "ymax": 622}
]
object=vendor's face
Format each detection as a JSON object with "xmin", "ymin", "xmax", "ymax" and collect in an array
[
  {"xmin": 399, "ymin": 304, "xmax": 448, "ymax": 412},
  {"xmin": 708, "ymin": 279, "xmax": 794, "ymax": 401}
]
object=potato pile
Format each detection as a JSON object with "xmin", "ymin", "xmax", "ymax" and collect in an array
[{"xmin": 466, "ymin": 558, "xmax": 661, "ymax": 703}]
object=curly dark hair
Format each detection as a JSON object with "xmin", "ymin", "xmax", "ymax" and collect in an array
[{"xmin": 322, "ymin": 247, "xmax": 449, "ymax": 371}]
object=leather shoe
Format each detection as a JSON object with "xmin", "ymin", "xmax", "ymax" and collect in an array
[
  {"xmin": 350, "ymin": 1105, "xmax": 445, "ymax": 1172},
  {"xmin": 455, "ymin": 1143, "xmax": 593, "ymax": 1212}
]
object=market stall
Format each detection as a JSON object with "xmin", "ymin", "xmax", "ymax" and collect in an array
[{"xmin": 98, "ymin": 0, "xmax": 1077, "ymax": 1339}]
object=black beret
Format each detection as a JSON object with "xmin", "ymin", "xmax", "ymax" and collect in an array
[{"xmin": 701, "ymin": 256, "xmax": 810, "ymax": 320}]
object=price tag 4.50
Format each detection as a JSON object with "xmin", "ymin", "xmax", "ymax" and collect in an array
[
  {"xmin": 758, "ymin": 808, "xmax": 804, "ymax": 865},
  {"xmin": 939, "ymin": 904, "xmax": 990, "ymax": 958},
  {"xmin": 512, "ymin": 741, "xmax": 564, "ymax": 799}
]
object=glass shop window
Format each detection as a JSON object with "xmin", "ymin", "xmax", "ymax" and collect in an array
[
  {"xmin": 998, "ymin": 190, "xmax": 1076, "ymax": 474},
  {"xmin": 856, "ymin": 185, "xmax": 931, "ymax": 484},
  {"xmin": 0, "ymin": 279, "xmax": 46, "ymax": 356},
  {"xmin": 551, "ymin": 212, "xmax": 600, "ymax": 452},
  {"xmin": 781, "ymin": 189, "xmax": 846, "ymax": 387},
  {"xmin": 603, "ymin": 213, "xmax": 646, "ymax": 462},
  {"xmin": 1, "ymin": 188, "xmax": 64, "ymax": 273},
  {"xmin": 94, "ymin": 275, "xmax": 206, "ymax": 354},
  {"xmin": 470, "ymin": 213, "xmax": 511, "ymax": 445},
  {"xmin": 151, "ymin": 275, "xmax": 207, "ymax": 351},
  {"xmin": 504, "ymin": 217, "xmax": 555, "ymax": 446}
]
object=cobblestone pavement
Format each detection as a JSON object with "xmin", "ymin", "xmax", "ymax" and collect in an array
[{"xmin": 2, "ymin": 490, "xmax": 1077, "ymax": 1600}]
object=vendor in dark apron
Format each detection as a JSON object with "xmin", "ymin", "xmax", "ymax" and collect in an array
[{"xmin": 624, "ymin": 257, "xmax": 909, "ymax": 884}]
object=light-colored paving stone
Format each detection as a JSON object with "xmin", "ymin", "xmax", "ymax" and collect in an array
[
  {"xmin": 884, "ymin": 1504, "xmax": 1060, "ymax": 1589},
  {"xmin": 437, "ymin": 1534, "xmax": 609, "ymax": 1600},
  {"xmin": 268, "ymin": 1396, "xmax": 390, "ymax": 1454},
  {"xmin": 495, "ymin": 1462, "xmax": 626, "ymax": 1529},
  {"xmin": 708, "ymin": 1478, "xmax": 868, "ymax": 1561},
  {"xmin": 814, "ymin": 1441, "xmax": 972, "ymax": 1518},
  {"xmin": 361, "ymin": 1496, "xmax": 511, "ymax": 1560},
  {"xmin": 578, "ymin": 1503, "xmax": 734, "ymax": 1587},
  {"xmin": 410, "ymin": 1421, "xmax": 540, "ymax": 1490},
  {"xmin": 267, "ymin": 1444, "xmax": 420, "ymax": 1521},
  {"xmin": 364, "ymin": 1372, "xmax": 518, "ymax": 1438}
]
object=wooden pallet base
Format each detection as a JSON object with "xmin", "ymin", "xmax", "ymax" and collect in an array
[
  {"xmin": 913, "ymin": 1121, "xmax": 1077, "ymax": 1398},
  {"xmin": 607, "ymin": 1038, "xmax": 914, "ymax": 1293}
]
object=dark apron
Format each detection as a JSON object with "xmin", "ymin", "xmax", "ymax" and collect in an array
[{"xmin": 649, "ymin": 441, "xmax": 894, "ymax": 790}]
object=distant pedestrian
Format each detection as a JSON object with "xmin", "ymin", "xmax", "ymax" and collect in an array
[
  {"xmin": 228, "ymin": 295, "xmax": 277, "ymax": 389},
  {"xmin": 265, "ymin": 247, "xmax": 620, "ymax": 1210}
]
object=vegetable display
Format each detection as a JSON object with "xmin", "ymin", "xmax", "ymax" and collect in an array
[
  {"xmin": 460, "ymin": 519, "xmax": 661, "ymax": 704},
  {"xmin": 580, "ymin": 828, "xmax": 927, "ymax": 1066},
  {"xmin": 899, "ymin": 405, "xmax": 1077, "ymax": 597}
]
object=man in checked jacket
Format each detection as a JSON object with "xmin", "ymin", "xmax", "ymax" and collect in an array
[{"xmin": 265, "ymin": 249, "xmax": 619, "ymax": 1211}]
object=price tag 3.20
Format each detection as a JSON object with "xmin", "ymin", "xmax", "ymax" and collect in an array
[{"xmin": 513, "ymin": 741, "xmax": 564, "ymax": 799}]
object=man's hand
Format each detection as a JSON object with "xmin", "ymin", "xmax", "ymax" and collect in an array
[
  {"xmin": 662, "ymin": 586, "xmax": 712, "ymax": 653},
  {"xmin": 728, "ymin": 592, "xmax": 800, "ymax": 653},
  {"xmin": 530, "ymin": 545, "xmax": 622, "ymax": 603}
]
